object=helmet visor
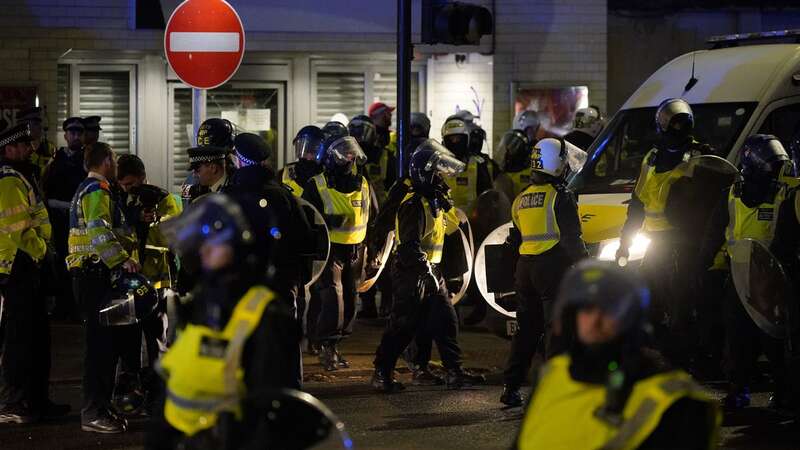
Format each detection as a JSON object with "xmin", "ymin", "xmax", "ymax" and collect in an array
[
  {"xmin": 328, "ymin": 136, "xmax": 367, "ymax": 167},
  {"xmin": 294, "ymin": 134, "xmax": 323, "ymax": 160},
  {"xmin": 497, "ymin": 131, "xmax": 529, "ymax": 171},
  {"xmin": 656, "ymin": 99, "xmax": 693, "ymax": 133},
  {"xmin": 417, "ymin": 140, "xmax": 465, "ymax": 176},
  {"xmin": 347, "ymin": 119, "xmax": 377, "ymax": 147}
]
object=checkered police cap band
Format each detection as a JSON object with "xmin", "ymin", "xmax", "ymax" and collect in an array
[
  {"xmin": 188, "ymin": 154, "xmax": 225, "ymax": 164},
  {"xmin": 0, "ymin": 124, "xmax": 31, "ymax": 147},
  {"xmin": 235, "ymin": 149, "xmax": 258, "ymax": 167}
]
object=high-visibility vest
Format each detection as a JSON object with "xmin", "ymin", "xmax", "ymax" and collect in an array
[
  {"xmin": 0, "ymin": 165, "xmax": 50, "ymax": 275},
  {"xmin": 365, "ymin": 149, "xmax": 389, "ymax": 204},
  {"xmin": 725, "ymin": 184, "xmax": 786, "ymax": 262},
  {"xmin": 395, "ymin": 193, "xmax": 445, "ymax": 264},
  {"xmin": 160, "ymin": 286, "xmax": 275, "ymax": 437},
  {"xmin": 443, "ymin": 156, "xmax": 481, "ymax": 211},
  {"xmin": 141, "ymin": 191, "xmax": 183, "ymax": 289},
  {"xmin": 281, "ymin": 163, "xmax": 305, "ymax": 198},
  {"xmin": 633, "ymin": 149, "xmax": 690, "ymax": 233},
  {"xmin": 507, "ymin": 170, "xmax": 531, "ymax": 199},
  {"xmin": 518, "ymin": 354, "xmax": 719, "ymax": 450},
  {"xmin": 512, "ymin": 183, "xmax": 561, "ymax": 255},
  {"xmin": 311, "ymin": 174, "xmax": 370, "ymax": 245},
  {"xmin": 66, "ymin": 177, "xmax": 136, "ymax": 270}
]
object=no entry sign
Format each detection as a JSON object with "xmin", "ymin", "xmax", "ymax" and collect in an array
[{"xmin": 164, "ymin": 0, "xmax": 245, "ymax": 90}]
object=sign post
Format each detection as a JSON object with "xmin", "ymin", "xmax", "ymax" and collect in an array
[{"xmin": 164, "ymin": 0, "xmax": 245, "ymax": 141}]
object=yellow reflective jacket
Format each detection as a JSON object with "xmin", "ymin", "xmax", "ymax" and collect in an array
[
  {"xmin": 512, "ymin": 183, "xmax": 561, "ymax": 255},
  {"xmin": 633, "ymin": 149, "xmax": 691, "ymax": 232},
  {"xmin": 725, "ymin": 184, "xmax": 787, "ymax": 261},
  {"xmin": 281, "ymin": 162, "xmax": 305, "ymax": 198},
  {"xmin": 66, "ymin": 176, "xmax": 136, "ymax": 270},
  {"xmin": 140, "ymin": 192, "xmax": 183, "ymax": 289},
  {"xmin": 0, "ymin": 164, "xmax": 50, "ymax": 275},
  {"xmin": 311, "ymin": 174, "xmax": 370, "ymax": 245},
  {"xmin": 518, "ymin": 354, "xmax": 719, "ymax": 450},
  {"xmin": 396, "ymin": 193, "xmax": 445, "ymax": 264},
  {"xmin": 160, "ymin": 286, "xmax": 275, "ymax": 437},
  {"xmin": 365, "ymin": 149, "xmax": 390, "ymax": 204},
  {"xmin": 30, "ymin": 140, "xmax": 56, "ymax": 177},
  {"xmin": 444, "ymin": 156, "xmax": 481, "ymax": 211}
]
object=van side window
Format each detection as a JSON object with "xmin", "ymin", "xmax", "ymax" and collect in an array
[{"xmin": 757, "ymin": 103, "xmax": 800, "ymax": 147}]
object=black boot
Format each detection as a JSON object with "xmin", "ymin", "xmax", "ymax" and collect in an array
[
  {"xmin": 371, "ymin": 369, "xmax": 405, "ymax": 393},
  {"xmin": 333, "ymin": 344, "xmax": 350, "ymax": 369},
  {"xmin": 412, "ymin": 366, "xmax": 444, "ymax": 386},
  {"xmin": 500, "ymin": 385, "xmax": 524, "ymax": 406},
  {"xmin": 445, "ymin": 368, "xmax": 486, "ymax": 389},
  {"xmin": 319, "ymin": 342, "xmax": 338, "ymax": 371}
]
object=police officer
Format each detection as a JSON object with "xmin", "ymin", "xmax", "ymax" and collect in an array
[
  {"xmin": 515, "ymin": 260, "xmax": 720, "ymax": 449},
  {"xmin": 410, "ymin": 112, "xmax": 431, "ymax": 139},
  {"xmin": 17, "ymin": 107, "xmax": 55, "ymax": 177},
  {"xmin": 180, "ymin": 118, "xmax": 235, "ymax": 207},
  {"xmin": 42, "ymin": 117, "xmax": 87, "ymax": 319},
  {"xmin": 116, "ymin": 154, "xmax": 182, "ymax": 412},
  {"xmin": 616, "ymin": 98, "xmax": 709, "ymax": 363},
  {"xmin": 440, "ymin": 116, "xmax": 494, "ymax": 213},
  {"xmin": 322, "ymin": 120, "xmax": 349, "ymax": 141},
  {"xmin": 350, "ymin": 114, "xmax": 396, "ymax": 203},
  {"xmin": 373, "ymin": 140, "xmax": 485, "ymax": 391},
  {"xmin": 564, "ymin": 106, "xmax": 605, "ymax": 151},
  {"xmin": 82, "ymin": 116, "xmax": 102, "ymax": 147},
  {"xmin": 514, "ymin": 110, "xmax": 542, "ymax": 145},
  {"xmin": 280, "ymin": 126, "xmax": 324, "ymax": 197},
  {"xmin": 699, "ymin": 135, "xmax": 800, "ymax": 409},
  {"xmin": 186, "ymin": 145, "xmax": 231, "ymax": 201},
  {"xmin": 67, "ymin": 142, "xmax": 139, "ymax": 433},
  {"xmin": 500, "ymin": 138, "xmax": 588, "ymax": 406},
  {"xmin": 0, "ymin": 124, "xmax": 68, "ymax": 424},
  {"xmin": 148, "ymin": 194, "xmax": 301, "ymax": 449},
  {"xmin": 302, "ymin": 134, "xmax": 374, "ymax": 371},
  {"xmin": 493, "ymin": 129, "xmax": 533, "ymax": 201}
]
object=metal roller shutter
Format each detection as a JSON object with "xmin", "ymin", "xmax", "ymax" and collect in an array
[
  {"xmin": 315, "ymin": 72, "xmax": 365, "ymax": 126},
  {"xmin": 372, "ymin": 71, "xmax": 420, "ymax": 129},
  {"xmin": 171, "ymin": 88, "xmax": 192, "ymax": 192},
  {"xmin": 57, "ymin": 65, "xmax": 69, "ymax": 132},
  {"xmin": 79, "ymin": 71, "xmax": 131, "ymax": 154}
]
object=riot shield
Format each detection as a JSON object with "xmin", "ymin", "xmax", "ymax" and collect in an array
[
  {"xmin": 474, "ymin": 222, "xmax": 518, "ymax": 318},
  {"xmin": 663, "ymin": 155, "xmax": 739, "ymax": 230},
  {"xmin": 729, "ymin": 238, "xmax": 796, "ymax": 339},
  {"xmin": 297, "ymin": 198, "xmax": 331, "ymax": 289},
  {"xmin": 357, "ymin": 230, "xmax": 395, "ymax": 293},
  {"xmin": 454, "ymin": 207, "xmax": 474, "ymax": 256}
]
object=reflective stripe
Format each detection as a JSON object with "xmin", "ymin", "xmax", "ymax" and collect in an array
[
  {"xmin": 312, "ymin": 175, "xmax": 336, "ymax": 214},
  {"xmin": 166, "ymin": 389, "xmax": 232, "ymax": 411},
  {"xmin": 68, "ymin": 244, "xmax": 94, "ymax": 254},
  {"xmin": 599, "ymin": 399, "xmax": 659, "ymax": 450},
  {"xmin": 0, "ymin": 204, "xmax": 28, "ymax": 219},
  {"xmin": 99, "ymin": 246, "xmax": 124, "ymax": 262},
  {"xmin": 87, "ymin": 218, "xmax": 112, "ymax": 229},
  {"xmin": 0, "ymin": 219, "xmax": 32, "ymax": 233}
]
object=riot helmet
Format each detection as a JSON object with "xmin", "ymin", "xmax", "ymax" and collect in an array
[
  {"xmin": 293, "ymin": 125, "xmax": 324, "ymax": 161},
  {"xmin": 408, "ymin": 139, "xmax": 465, "ymax": 191},
  {"xmin": 410, "ymin": 112, "xmax": 431, "ymax": 138},
  {"xmin": 655, "ymin": 98, "xmax": 693, "ymax": 147},
  {"xmin": 497, "ymin": 130, "xmax": 531, "ymax": 172},
  {"xmin": 347, "ymin": 115, "xmax": 378, "ymax": 149},
  {"xmin": 514, "ymin": 110, "xmax": 540, "ymax": 142},
  {"xmin": 573, "ymin": 106, "xmax": 601, "ymax": 130},
  {"xmin": 322, "ymin": 121, "xmax": 349, "ymax": 141},
  {"xmin": 468, "ymin": 124, "xmax": 486, "ymax": 154},
  {"xmin": 100, "ymin": 272, "xmax": 159, "ymax": 327},
  {"xmin": 197, "ymin": 118, "xmax": 235, "ymax": 149},
  {"xmin": 531, "ymin": 138, "xmax": 586, "ymax": 179},
  {"xmin": 441, "ymin": 118, "xmax": 470, "ymax": 159},
  {"xmin": 739, "ymin": 134, "xmax": 789, "ymax": 182},
  {"xmin": 319, "ymin": 135, "xmax": 367, "ymax": 175}
]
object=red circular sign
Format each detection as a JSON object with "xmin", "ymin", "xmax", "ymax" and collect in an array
[{"xmin": 164, "ymin": 0, "xmax": 245, "ymax": 90}]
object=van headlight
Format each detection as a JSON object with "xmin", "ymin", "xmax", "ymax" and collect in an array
[{"xmin": 597, "ymin": 233, "xmax": 651, "ymax": 263}]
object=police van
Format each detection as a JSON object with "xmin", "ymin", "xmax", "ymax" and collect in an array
[{"xmin": 571, "ymin": 30, "xmax": 800, "ymax": 261}]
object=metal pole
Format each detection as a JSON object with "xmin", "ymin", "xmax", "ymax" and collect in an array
[
  {"xmin": 191, "ymin": 88, "xmax": 207, "ymax": 146},
  {"xmin": 397, "ymin": 0, "xmax": 412, "ymax": 179}
]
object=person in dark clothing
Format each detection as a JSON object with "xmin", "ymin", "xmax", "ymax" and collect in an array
[
  {"xmin": 147, "ymin": 193, "xmax": 301, "ymax": 450},
  {"xmin": 180, "ymin": 118, "xmax": 235, "ymax": 207},
  {"xmin": 500, "ymin": 138, "xmax": 588, "ymax": 407},
  {"xmin": 372, "ymin": 140, "xmax": 486, "ymax": 392},
  {"xmin": 615, "ymin": 98, "xmax": 711, "ymax": 365},
  {"xmin": 699, "ymin": 134, "xmax": 800, "ymax": 410},
  {"xmin": 302, "ymin": 134, "xmax": 376, "ymax": 371},
  {"xmin": 279, "ymin": 126, "xmax": 324, "ymax": 198},
  {"xmin": 515, "ymin": 260, "xmax": 720, "ymax": 450}
]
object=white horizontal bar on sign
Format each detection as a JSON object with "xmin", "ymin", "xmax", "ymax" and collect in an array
[{"xmin": 169, "ymin": 32, "xmax": 240, "ymax": 52}]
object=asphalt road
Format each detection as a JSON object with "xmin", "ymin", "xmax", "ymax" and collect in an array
[{"xmin": 0, "ymin": 318, "xmax": 797, "ymax": 449}]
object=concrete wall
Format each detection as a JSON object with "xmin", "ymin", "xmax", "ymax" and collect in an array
[{"xmin": 608, "ymin": 8, "xmax": 800, "ymax": 113}]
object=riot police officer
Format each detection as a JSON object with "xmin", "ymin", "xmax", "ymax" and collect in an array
[
  {"xmin": 149, "ymin": 194, "xmax": 301, "ymax": 449},
  {"xmin": 515, "ymin": 260, "xmax": 720, "ymax": 450},
  {"xmin": 699, "ymin": 135, "xmax": 800, "ymax": 410},
  {"xmin": 440, "ymin": 116, "xmax": 494, "ymax": 213},
  {"xmin": 302, "ymin": 134, "xmax": 374, "ymax": 371},
  {"xmin": 410, "ymin": 112, "xmax": 431, "ymax": 139},
  {"xmin": 67, "ymin": 142, "xmax": 139, "ymax": 433},
  {"xmin": 616, "ymin": 98, "xmax": 710, "ymax": 363},
  {"xmin": 564, "ymin": 106, "xmax": 605, "ymax": 151},
  {"xmin": 180, "ymin": 118, "xmax": 235, "ymax": 206},
  {"xmin": 372, "ymin": 140, "xmax": 485, "ymax": 391},
  {"xmin": 0, "ymin": 124, "xmax": 69, "ymax": 424},
  {"xmin": 493, "ymin": 129, "xmax": 533, "ymax": 201},
  {"xmin": 500, "ymin": 138, "xmax": 588, "ymax": 406},
  {"xmin": 280, "ymin": 125, "xmax": 324, "ymax": 197},
  {"xmin": 514, "ymin": 110, "xmax": 542, "ymax": 145}
]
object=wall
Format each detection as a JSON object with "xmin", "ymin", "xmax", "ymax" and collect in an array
[{"xmin": 608, "ymin": 8, "xmax": 800, "ymax": 113}]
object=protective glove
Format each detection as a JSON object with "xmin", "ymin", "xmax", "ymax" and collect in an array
[
  {"xmin": 417, "ymin": 269, "xmax": 440, "ymax": 299},
  {"xmin": 615, "ymin": 244, "xmax": 630, "ymax": 267}
]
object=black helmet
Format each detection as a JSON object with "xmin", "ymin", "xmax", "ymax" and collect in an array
[
  {"xmin": 467, "ymin": 124, "xmax": 486, "ymax": 154},
  {"xmin": 100, "ymin": 272, "xmax": 159, "ymax": 326},
  {"xmin": 497, "ymin": 129, "xmax": 531, "ymax": 172},
  {"xmin": 410, "ymin": 112, "xmax": 431, "ymax": 138},
  {"xmin": 408, "ymin": 139, "xmax": 465, "ymax": 189},
  {"xmin": 739, "ymin": 134, "xmax": 789, "ymax": 182},
  {"xmin": 322, "ymin": 121, "xmax": 349, "ymax": 141},
  {"xmin": 293, "ymin": 125, "xmax": 324, "ymax": 161},
  {"xmin": 655, "ymin": 98, "xmax": 693, "ymax": 142},
  {"xmin": 554, "ymin": 260, "xmax": 651, "ymax": 343},
  {"xmin": 347, "ymin": 115, "xmax": 377, "ymax": 149},
  {"xmin": 197, "ymin": 118, "xmax": 235, "ymax": 149},
  {"xmin": 318, "ymin": 135, "xmax": 367, "ymax": 175}
]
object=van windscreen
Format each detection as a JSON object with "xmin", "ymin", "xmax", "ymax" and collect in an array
[{"xmin": 568, "ymin": 102, "xmax": 756, "ymax": 194}]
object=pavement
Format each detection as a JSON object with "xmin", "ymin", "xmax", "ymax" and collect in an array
[{"xmin": 0, "ymin": 317, "xmax": 798, "ymax": 449}]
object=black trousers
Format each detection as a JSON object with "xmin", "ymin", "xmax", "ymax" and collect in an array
[
  {"xmin": 311, "ymin": 248, "xmax": 359, "ymax": 344},
  {"xmin": 0, "ymin": 252, "xmax": 51, "ymax": 410},
  {"xmin": 72, "ymin": 262, "xmax": 116, "ymax": 420},
  {"xmin": 374, "ymin": 265, "xmax": 462, "ymax": 373},
  {"xmin": 503, "ymin": 251, "xmax": 571, "ymax": 388}
]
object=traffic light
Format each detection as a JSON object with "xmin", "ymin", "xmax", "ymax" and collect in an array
[{"xmin": 421, "ymin": 1, "xmax": 493, "ymax": 45}]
